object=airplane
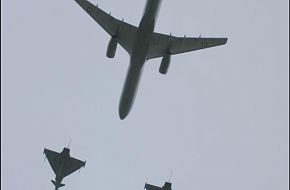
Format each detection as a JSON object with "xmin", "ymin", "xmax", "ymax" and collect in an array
[
  {"xmin": 43, "ymin": 147, "xmax": 86, "ymax": 190},
  {"xmin": 74, "ymin": 0, "xmax": 228, "ymax": 120},
  {"xmin": 145, "ymin": 181, "xmax": 173, "ymax": 190}
]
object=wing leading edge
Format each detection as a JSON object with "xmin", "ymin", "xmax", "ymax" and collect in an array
[
  {"xmin": 145, "ymin": 183, "xmax": 162, "ymax": 190},
  {"xmin": 147, "ymin": 33, "xmax": 227, "ymax": 59},
  {"xmin": 74, "ymin": 0, "xmax": 227, "ymax": 59},
  {"xmin": 44, "ymin": 149, "xmax": 60, "ymax": 175}
]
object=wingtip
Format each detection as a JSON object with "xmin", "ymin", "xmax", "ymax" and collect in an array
[{"xmin": 224, "ymin": 38, "xmax": 228, "ymax": 44}]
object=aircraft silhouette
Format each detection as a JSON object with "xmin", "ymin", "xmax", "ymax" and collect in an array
[
  {"xmin": 44, "ymin": 147, "xmax": 86, "ymax": 190},
  {"xmin": 74, "ymin": 0, "xmax": 227, "ymax": 119}
]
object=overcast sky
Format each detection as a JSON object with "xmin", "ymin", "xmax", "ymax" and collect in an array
[{"xmin": 1, "ymin": 0, "xmax": 289, "ymax": 190}]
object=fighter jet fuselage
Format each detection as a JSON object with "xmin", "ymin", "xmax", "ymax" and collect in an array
[{"xmin": 52, "ymin": 148, "xmax": 70, "ymax": 190}]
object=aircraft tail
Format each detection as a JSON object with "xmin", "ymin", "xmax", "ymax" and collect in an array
[{"xmin": 51, "ymin": 180, "xmax": 65, "ymax": 188}]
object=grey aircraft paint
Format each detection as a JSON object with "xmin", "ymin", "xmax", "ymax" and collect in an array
[
  {"xmin": 2, "ymin": 0, "xmax": 288, "ymax": 189},
  {"xmin": 145, "ymin": 181, "xmax": 173, "ymax": 190},
  {"xmin": 74, "ymin": 0, "xmax": 227, "ymax": 120},
  {"xmin": 44, "ymin": 147, "xmax": 86, "ymax": 190},
  {"xmin": 118, "ymin": 0, "xmax": 162, "ymax": 119}
]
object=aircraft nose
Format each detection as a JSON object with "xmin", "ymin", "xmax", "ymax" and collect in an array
[{"xmin": 118, "ymin": 107, "xmax": 129, "ymax": 120}]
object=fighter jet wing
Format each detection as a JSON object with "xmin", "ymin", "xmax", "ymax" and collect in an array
[
  {"xmin": 74, "ymin": 0, "xmax": 137, "ymax": 55},
  {"xmin": 147, "ymin": 32, "xmax": 227, "ymax": 59},
  {"xmin": 44, "ymin": 149, "xmax": 61, "ymax": 175},
  {"xmin": 145, "ymin": 183, "xmax": 162, "ymax": 190},
  {"xmin": 63, "ymin": 157, "xmax": 86, "ymax": 177}
]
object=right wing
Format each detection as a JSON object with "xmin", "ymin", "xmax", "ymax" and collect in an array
[
  {"xmin": 74, "ymin": 0, "xmax": 137, "ymax": 55},
  {"xmin": 147, "ymin": 32, "xmax": 227, "ymax": 59},
  {"xmin": 63, "ymin": 157, "xmax": 86, "ymax": 177},
  {"xmin": 44, "ymin": 149, "xmax": 60, "ymax": 175},
  {"xmin": 145, "ymin": 183, "xmax": 162, "ymax": 190}
]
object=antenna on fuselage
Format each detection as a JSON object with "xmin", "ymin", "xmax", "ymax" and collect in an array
[{"xmin": 67, "ymin": 138, "xmax": 72, "ymax": 149}]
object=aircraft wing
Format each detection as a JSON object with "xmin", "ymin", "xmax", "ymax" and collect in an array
[
  {"xmin": 74, "ymin": 0, "xmax": 137, "ymax": 55},
  {"xmin": 145, "ymin": 183, "xmax": 162, "ymax": 190},
  {"xmin": 44, "ymin": 149, "xmax": 61, "ymax": 175},
  {"xmin": 147, "ymin": 32, "xmax": 227, "ymax": 59},
  {"xmin": 63, "ymin": 157, "xmax": 86, "ymax": 177}
]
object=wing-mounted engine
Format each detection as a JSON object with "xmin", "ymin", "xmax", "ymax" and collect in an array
[
  {"xmin": 159, "ymin": 54, "xmax": 171, "ymax": 74},
  {"xmin": 106, "ymin": 37, "xmax": 118, "ymax": 58},
  {"xmin": 106, "ymin": 18, "xmax": 128, "ymax": 58}
]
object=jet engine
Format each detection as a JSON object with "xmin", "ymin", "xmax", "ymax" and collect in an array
[
  {"xmin": 159, "ymin": 54, "xmax": 171, "ymax": 74},
  {"xmin": 106, "ymin": 37, "xmax": 118, "ymax": 58}
]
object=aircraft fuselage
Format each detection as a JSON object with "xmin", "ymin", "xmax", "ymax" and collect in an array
[
  {"xmin": 119, "ymin": 0, "xmax": 161, "ymax": 119},
  {"xmin": 54, "ymin": 149, "xmax": 70, "ymax": 190}
]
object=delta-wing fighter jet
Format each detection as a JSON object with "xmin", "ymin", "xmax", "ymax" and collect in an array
[
  {"xmin": 43, "ymin": 147, "xmax": 86, "ymax": 190},
  {"xmin": 145, "ymin": 181, "xmax": 173, "ymax": 190},
  {"xmin": 74, "ymin": 0, "xmax": 227, "ymax": 119}
]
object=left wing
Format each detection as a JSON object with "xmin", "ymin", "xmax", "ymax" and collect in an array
[
  {"xmin": 147, "ymin": 32, "xmax": 227, "ymax": 59},
  {"xmin": 74, "ymin": 0, "xmax": 138, "ymax": 55},
  {"xmin": 44, "ymin": 149, "xmax": 61, "ymax": 175},
  {"xmin": 145, "ymin": 183, "xmax": 162, "ymax": 190},
  {"xmin": 63, "ymin": 157, "xmax": 86, "ymax": 177}
]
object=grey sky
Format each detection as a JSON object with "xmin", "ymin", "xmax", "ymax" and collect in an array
[{"xmin": 1, "ymin": 0, "xmax": 289, "ymax": 190}]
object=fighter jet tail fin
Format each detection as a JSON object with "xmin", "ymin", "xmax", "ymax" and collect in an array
[{"xmin": 51, "ymin": 180, "xmax": 65, "ymax": 188}]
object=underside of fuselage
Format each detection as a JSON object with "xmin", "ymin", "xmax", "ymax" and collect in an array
[
  {"xmin": 119, "ymin": 59, "xmax": 144, "ymax": 120},
  {"xmin": 118, "ymin": 0, "xmax": 161, "ymax": 120}
]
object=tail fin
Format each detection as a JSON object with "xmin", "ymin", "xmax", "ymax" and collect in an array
[{"xmin": 51, "ymin": 180, "xmax": 65, "ymax": 188}]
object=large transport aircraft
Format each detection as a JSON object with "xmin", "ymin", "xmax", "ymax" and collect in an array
[
  {"xmin": 74, "ymin": 0, "xmax": 227, "ymax": 120},
  {"xmin": 44, "ymin": 147, "xmax": 86, "ymax": 190}
]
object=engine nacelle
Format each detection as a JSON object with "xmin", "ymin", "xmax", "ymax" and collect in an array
[
  {"xmin": 106, "ymin": 37, "xmax": 118, "ymax": 58},
  {"xmin": 159, "ymin": 54, "xmax": 171, "ymax": 74}
]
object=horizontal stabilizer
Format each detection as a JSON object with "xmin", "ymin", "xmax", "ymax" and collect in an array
[{"xmin": 51, "ymin": 180, "xmax": 65, "ymax": 187}]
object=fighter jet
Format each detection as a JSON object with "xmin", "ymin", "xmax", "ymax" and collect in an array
[
  {"xmin": 145, "ymin": 181, "xmax": 173, "ymax": 190},
  {"xmin": 74, "ymin": 0, "xmax": 227, "ymax": 120},
  {"xmin": 43, "ymin": 147, "xmax": 86, "ymax": 190}
]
